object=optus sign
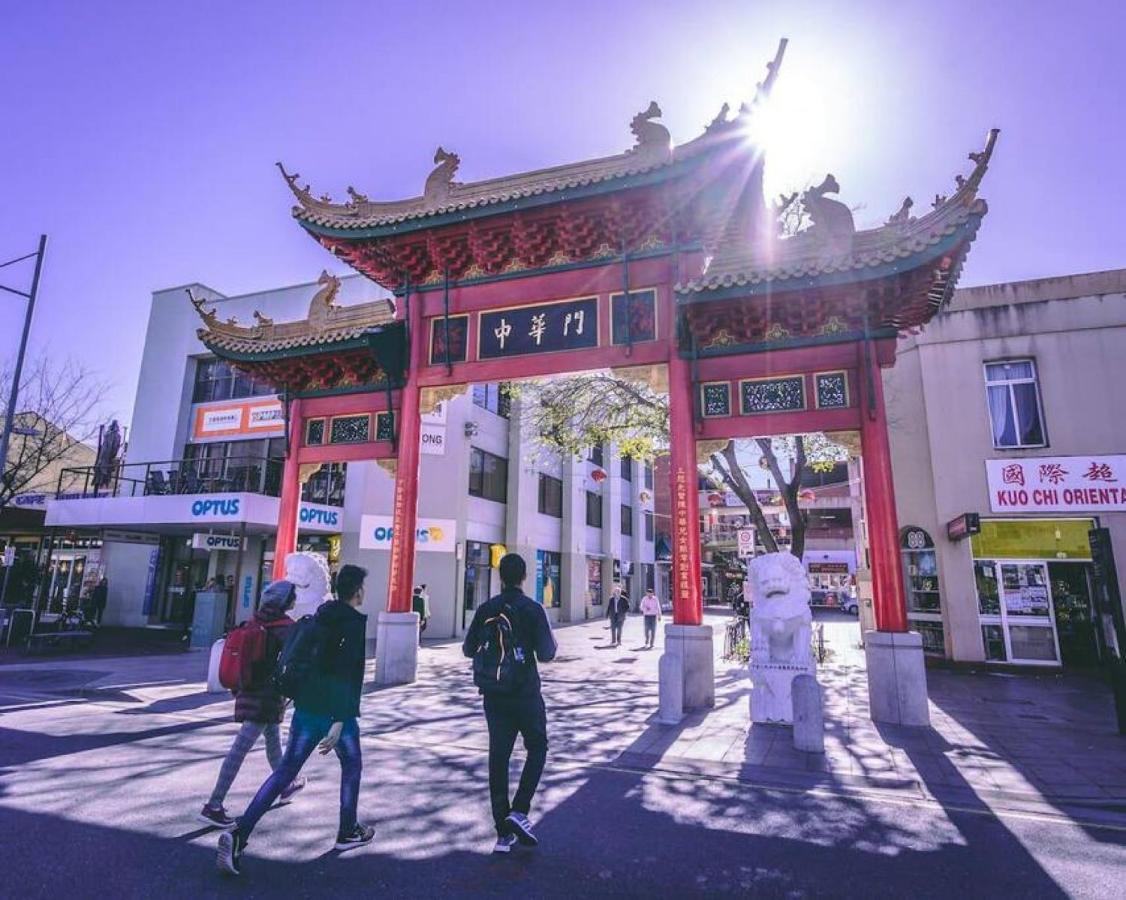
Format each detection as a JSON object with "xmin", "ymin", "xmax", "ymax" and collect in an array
[
  {"xmin": 190, "ymin": 497, "xmax": 240, "ymax": 517},
  {"xmin": 358, "ymin": 515, "xmax": 456, "ymax": 553},
  {"xmin": 300, "ymin": 506, "xmax": 340, "ymax": 528}
]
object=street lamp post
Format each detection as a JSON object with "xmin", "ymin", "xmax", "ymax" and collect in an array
[{"xmin": 0, "ymin": 234, "xmax": 48, "ymax": 499}]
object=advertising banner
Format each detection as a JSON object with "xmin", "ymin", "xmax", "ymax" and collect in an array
[
  {"xmin": 358, "ymin": 515, "xmax": 457, "ymax": 553},
  {"xmin": 986, "ymin": 455, "xmax": 1126, "ymax": 513},
  {"xmin": 191, "ymin": 397, "xmax": 284, "ymax": 441}
]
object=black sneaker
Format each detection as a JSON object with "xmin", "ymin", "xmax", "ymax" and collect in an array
[
  {"xmin": 199, "ymin": 804, "xmax": 236, "ymax": 830},
  {"xmin": 216, "ymin": 829, "xmax": 245, "ymax": 876},
  {"xmin": 334, "ymin": 823, "xmax": 375, "ymax": 851},
  {"xmin": 493, "ymin": 833, "xmax": 518, "ymax": 854},
  {"xmin": 505, "ymin": 812, "xmax": 538, "ymax": 846}
]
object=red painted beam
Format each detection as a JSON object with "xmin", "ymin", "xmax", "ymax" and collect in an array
[
  {"xmin": 697, "ymin": 406, "xmax": 861, "ymax": 440},
  {"xmin": 301, "ymin": 391, "xmax": 399, "ymax": 418},
  {"xmin": 296, "ymin": 442, "xmax": 395, "ymax": 465}
]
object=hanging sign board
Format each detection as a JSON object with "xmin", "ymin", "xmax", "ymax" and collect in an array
[
  {"xmin": 191, "ymin": 533, "xmax": 246, "ymax": 552},
  {"xmin": 946, "ymin": 513, "xmax": 981, "ymax": 542}
]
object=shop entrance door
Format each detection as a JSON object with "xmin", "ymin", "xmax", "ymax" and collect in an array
[
  {"xmin": 1048, "ymin": 562, "xmax": 1100, "ymax": 667},
  {"xmin": 976, "ymin": 560, "xmax": 1062, "ymax": 665}
]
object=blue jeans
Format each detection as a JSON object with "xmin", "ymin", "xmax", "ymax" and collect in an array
[{"xmin": 236, "ymin": 709, "xmax": 361, "ymax": 840}]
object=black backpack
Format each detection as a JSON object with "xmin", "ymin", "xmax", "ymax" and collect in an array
[
  {"xmin": 273, "ymin": 615, "xmax": 328, "ymax": 700},
  {"xmin": 472, "ymin": 601, "xmax": 530, "ymax": 696}
]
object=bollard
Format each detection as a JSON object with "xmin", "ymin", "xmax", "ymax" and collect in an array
[
  {"xmin": 207, "ymin": 638, "xmax": 226, "ymax": 693},
  {"xmin": 792, "ymin": 673, "xmax": 825, "ymax": 753}
]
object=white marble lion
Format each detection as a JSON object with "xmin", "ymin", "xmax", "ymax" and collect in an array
[
  {"xmin": 748, "ymin": 552, "xmax": 816, "ymax": 723},
  {"xmin": 748, "ymin": 551, "xmax": 813, "ymax": 664},
  {"xmin": 284, "ymin": 551, "xmax": 333, "ymax": 619}
]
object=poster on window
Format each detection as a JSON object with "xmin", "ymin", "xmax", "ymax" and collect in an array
[
  {"xmin": 986, "ymin": 455, "xmax": 1126, "ymax": 513},
  {"xmin": 536, "ymin": 550, "xmax": 561, "ymax": 608}
]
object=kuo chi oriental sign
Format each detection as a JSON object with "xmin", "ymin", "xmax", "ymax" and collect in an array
[{"xmin": 986, "ymin": 456, "xmax": 1126, "ymax": 513}]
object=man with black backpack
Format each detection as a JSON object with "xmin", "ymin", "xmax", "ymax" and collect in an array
[
  {"xmin": 217, "ymin": 564, "xmax": 373, "ymax": 876},
  {"xmin": 462, "ymin": 553, "xmax": 557, "ymax": 854}
]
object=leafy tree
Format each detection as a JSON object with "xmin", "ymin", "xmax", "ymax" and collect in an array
[{"xmin": 510, "ymin": 377, "xmax": 847, "ymax": 558}]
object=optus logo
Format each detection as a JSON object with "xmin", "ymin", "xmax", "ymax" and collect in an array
[
  {"xmin": 190, "ymin": 498, "xmax": 240, "ymax": 517},
  {"xmin": 300, "ymin": 507, "xmax": 340, "ymax": 527},
  {"xmin": 371, "ymin": 525, "xmax": 443, "ymax": 543}
]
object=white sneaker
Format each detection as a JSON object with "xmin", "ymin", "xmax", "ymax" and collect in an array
[{"xmin": 505, "ymin": 811, "xmax": 538, "ymax": 846}]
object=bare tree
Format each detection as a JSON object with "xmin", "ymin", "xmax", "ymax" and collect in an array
[
  {"xmin": 0, "ymin": 355, "xmax": 107, "ymax": 508},
  {"xmin": 510, "ymin": 376, "xmax": 846, "ymax": 558}
]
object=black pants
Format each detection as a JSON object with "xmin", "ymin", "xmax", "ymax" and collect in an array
[
  {"xmin": 483, "ymin": 693, "xmax": 548, "ymax": 837},
  {"xmin": 609, "ymin": 614, "xmax": 625, "ymax": 645}
]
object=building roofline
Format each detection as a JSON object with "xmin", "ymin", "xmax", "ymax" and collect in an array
[{"xmin": 951, "ymin": 267, "xmax": 1126, "ymax": 311}]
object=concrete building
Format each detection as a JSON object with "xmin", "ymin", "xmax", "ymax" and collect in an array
[
  {"xmin": 45, "ymin": 273, "xmax": 653, "ymax": 647},
  {"xmin": 887, "ymin": 268, "xmax": 1126, "ymax": 667}
]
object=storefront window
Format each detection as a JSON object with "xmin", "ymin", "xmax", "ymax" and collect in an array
[
  {"xmin": 999, "ymin": 563, "xmax": 1051, "ymax": 617},
  {"xmin": 974, "ymin": 561, "xmax": 1001, "ymax": 615},
  {"xmin": 587, "ymin": 558, "xmax": 602, "ymax": 607},
  {"xmin": 901, "ymin": 527, "xmax": 943, "ymax": 655},
  {"xmin": 463, "ymin": 541, "xmax": 492, "ymax": 628},
  {"xmin": 975, "ymin": 552, "xmax": 1062, "ymax": 664},
  {"xmin": 981, "ymin": 624, "xmax": 1007, "ymax": 661}
]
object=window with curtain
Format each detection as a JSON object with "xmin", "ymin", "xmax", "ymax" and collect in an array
[{"xmin": 984, "ymin": 359, "xmax": 1045, "ymax": 448}]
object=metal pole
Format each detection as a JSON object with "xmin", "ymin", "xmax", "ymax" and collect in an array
[{"xmin": 0, "ymin": 235, "xmax": 47, "ymax": 497}]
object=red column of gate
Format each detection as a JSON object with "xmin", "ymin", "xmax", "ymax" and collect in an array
[
  {"xmin": 272, "ymin": 396, "xmax": 303, "ymax": 580},
  {"xmin": 667, "ymin": 350, "xmax": 704, "ymax": 626},
  {"xmin": 385, "ymin": 298, "xmax": 425, "ymax": 614},
  {"xmin": 857, "ymin": 345, "xmax": 909, "ymax": 633}
]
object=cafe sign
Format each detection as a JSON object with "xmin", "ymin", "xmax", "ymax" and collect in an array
[{"xmin": 986, "ymin": 455, "xmax": 1126, "ymax": 513}]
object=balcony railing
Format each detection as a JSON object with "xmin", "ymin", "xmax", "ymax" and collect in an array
[{"xmin": 58, "ymin": 455, "xmax": 285, "ymax": 499}]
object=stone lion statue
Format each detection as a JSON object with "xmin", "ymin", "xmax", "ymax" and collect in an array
[
  {"xmin": 748, "ymin": 552, "xmax": 816, "ymax": 724},
  {"xmin": 748, "ymin": 551, "xmax": 812, "ymax": 664},
  {"xmin": 284, "ymin": 551, "xmax": 333, "ymax": 619}
]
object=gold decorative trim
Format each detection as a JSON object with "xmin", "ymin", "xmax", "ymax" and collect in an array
[
  {"xmin": 820, "ymin": 316, "xmax": 848, "ymax": 336},
  {"xmin": 298, "ymin": 463, "xmax": 324, "ymax": 485},
  {"xmin": 546, "ymin": 249, "xmax": 572, "ymax": 267},
  {"xmin": 764, "ymin": 322, "xmax": 791, "ymax": 342},
  {"xmin": 420, "ymin": 384, "xmax": 468, "ymax": 416},
  {"xmin": 614, "ymin": 363, "xmax": 668, "ymax": 394},
  {"xmin": 703, "ymin": 328, "xmax": 737, "ymax": 349},
  {"xmin": 376, "ymin": 458, "xmax": 398, "ymax": 477},
  {"xmin": 696, "ymin": 439, "xmax": 729, "ymax": 464}
]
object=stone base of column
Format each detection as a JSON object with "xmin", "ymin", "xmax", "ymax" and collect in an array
[
  {"xmin": 657, "ymin": 624, "xmax": 715, "ymax": 724},
  {"xmin": 864, "ymin": 630, "xmax": 930, "ymax": 727},
  {"xmin": 374, "ymin": 611, "xmax": 420, "ymax": 685}
]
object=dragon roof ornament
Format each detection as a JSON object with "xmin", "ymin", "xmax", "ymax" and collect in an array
[
  {"xmin": 189, "ymin": 271, "xmax": 396, "ymax": 355},
  {"xmin": 277, "ymin": 39, "xmax": 790, "ymax": 232}
]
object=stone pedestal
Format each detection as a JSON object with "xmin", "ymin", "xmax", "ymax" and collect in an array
[
  {"xmin": 792, "ymin": 674, "xmax": 825, "ymax": 753},
  {"xmin": 374, "ymin": 611, "xmax": 420, "ymax": 685},
  {"xmin": 864, "ymin": 630, "xmax": 930, "ymax": 726},
  {"xmin": 657, "ymin": 624, "xmax": 714, "ymax": 723}
]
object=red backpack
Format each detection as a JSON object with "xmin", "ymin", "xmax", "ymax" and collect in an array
[{"xmin": 219, "ymin": 619, "xmax": 287, "ymax": 692}]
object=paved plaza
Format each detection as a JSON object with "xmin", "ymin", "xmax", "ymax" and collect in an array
[{"xmin": 1, "ymin": 612, "xmax": 1124, "ymax": 898}]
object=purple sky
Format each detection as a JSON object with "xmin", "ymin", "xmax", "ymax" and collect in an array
[{"xmin": 1, "ymin": 0, "xmax": 1123, "ymax": 428}]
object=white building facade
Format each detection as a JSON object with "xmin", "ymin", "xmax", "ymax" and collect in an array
[
  {"xmin": 887, "ymin": 269, "xmax": 1126, "ymax": 668},
  {"xmin": 47, "ymin": 274, "xmax": 654, "ymax": 648}
]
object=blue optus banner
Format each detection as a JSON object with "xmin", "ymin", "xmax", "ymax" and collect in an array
[
  {"xmin": 141, "ymin": 545, "xmax": 162, "ymax": 615},
  {"xmin": 479, "ymin": 297, "xmax": 598, "ymax": 359}
]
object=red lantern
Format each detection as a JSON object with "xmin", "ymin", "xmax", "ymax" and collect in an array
[
  {"xmin": 708, "ymin": 491, "xmax": 724, "ymax": 507},
  {"xmin": 591, "ymin": 468, "xmax": 607, "ymax": 483}
]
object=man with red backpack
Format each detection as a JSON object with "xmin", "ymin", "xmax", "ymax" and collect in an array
[
  {"xmin": 199, "ymin": 579, "xmax": 305, "ymax": 828},
  {"xmin": 462, "ymin": 553, "xmax": 557, "ymax": 854}
]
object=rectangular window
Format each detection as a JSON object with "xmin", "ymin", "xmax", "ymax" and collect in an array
[
  {"xmin": 192, "ymin": 357, "xmax": 274, "ymax": 403},
  {"xmin": 538, "ymin": 474, "xmax": 563, "ymax": 518},
  {"xmin": 644, "ymin": 511, "xmax": 654, "ymax": 541},
  {"xmin": 643, "ymin": 464, "xmax": 653, "ymax": 490},
  {"xmin": 586, "ymin": 490, "xmax": 603, "ymax": 527},
  {"xmin": 469, "ymin": 447, "xmax": 508, "ymax": 503},
  {"xmin": 620, "ymin": 455, "xmax": 633, "ymax": 482},
  {"xmin": 471, "ymin": 382, "xmax": 511, "ymax": 418},
  {"xmin": 588, "ymin": 444, "xmax": 604, "ymax": 466},
  {"xmin": 984, "ymin": 359, "xmax": 1045, "ymax": 448},
  {"xmin": 621, "ymin": 504, "xmax": 633, "ymax": 536}
]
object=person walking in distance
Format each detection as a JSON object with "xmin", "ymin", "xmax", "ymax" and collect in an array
[
  {"xmin": 605, "ymin": 583, "xmax": 630, "ymax": 647},
  {"xmin": 462, "ymin": 553, "xmax": 557, "ymax": 854},
  {"xmin": 90, "ymin": 576, "xmax": 108, "ymax": 624},
  {"xmin": 412, "ymin": 585, "xmax": 431, "ymax": 646},
  {"xmin": 217, "ymin": 564, "xmax": 373, "ymax": 876},
  {"xmin": 199, "ymin": 580, "xmax": 305, "ymax": 829},
  {"xmin": 639, "ymin": 587, "xmax": 662, "ymax": 650}
]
